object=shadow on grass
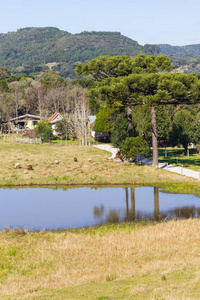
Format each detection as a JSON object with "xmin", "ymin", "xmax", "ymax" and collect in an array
[{"xmin": 158, "ymin": 148, "xmax": 200, "ymax": 168}]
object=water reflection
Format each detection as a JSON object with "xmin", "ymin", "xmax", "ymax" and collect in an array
[
  {"xmin": 94, "ymin": 187, "xmax": 200, "ymax": 223},
  {"xmin": 0, "ymin": 186, "xmax": 199, "ymax": 230},
  {"xmin": 168, "ymin": 206, "xmax": 200, "ymax": 219}
]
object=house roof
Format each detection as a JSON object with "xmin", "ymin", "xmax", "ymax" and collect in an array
[
  {"xmin": 10, "ymin": 114, "xmax": 40, "ymax": 122},
  {"xmin": 88, "ymin": 115, "xmax": 96, "ymax": 124},
  {"xmin": 49, "ymin": 112, "xmax": 58, "ymax": 122},
  {"xmin": 48, "ymin": 112, "xmax": 63, "ymax": 123}
]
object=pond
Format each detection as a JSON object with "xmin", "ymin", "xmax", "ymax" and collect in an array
[{"xmin": 0, "ymin": 186, "xmax": 200, "ymax": 231}]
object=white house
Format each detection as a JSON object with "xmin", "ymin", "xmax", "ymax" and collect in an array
[{"xmin": 48, "ymin": 112, "xmax": 63, "ymax": 135}]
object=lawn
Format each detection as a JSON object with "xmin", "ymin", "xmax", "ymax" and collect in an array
[
  {"xmin": 1, "ymin": 220, "xmax": 200, "ymax": 299},
  {"xmin": 158, "ymin": 147, "xmax": 200, "ymax": 171}
]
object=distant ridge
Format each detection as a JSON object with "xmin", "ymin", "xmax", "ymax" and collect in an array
[
  {"xmin": 0, "ymin": 27, "xmax": 159, "ymax": 78},
  {"xmin": 159, "ymin": 44, "xmax": 200, "ymax": 57},
  {"xmin": 1, "ymin": 27, "xmax": 200, "ymax": 78}
]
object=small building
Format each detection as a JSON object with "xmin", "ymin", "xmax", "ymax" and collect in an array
[
  {"xmin": 94, "ymin": 132, "xmax": 110, "ymax": 142},
  {"xmin": 10, "ymin": 114, "xmax": 40, "ymax": 131},
  {"xmin": 48, "ymin": 112, "xmax": 63, "ymax": 135}
]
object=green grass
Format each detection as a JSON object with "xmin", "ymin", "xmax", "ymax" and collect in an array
[
  {"xmin": 158, "ymin": 147, "xmax": 200, "ymax": 171},
  {"xmin": 16, "ymin": 273, "xmax": 199, "ymax": 300}
]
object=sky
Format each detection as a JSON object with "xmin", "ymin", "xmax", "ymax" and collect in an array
[{"xmin": 1, "ymin": 0, "xmax": 200, "ymax": 46}]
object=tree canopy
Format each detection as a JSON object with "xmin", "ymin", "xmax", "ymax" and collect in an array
[{"xmin": 77, "ymin": 55, "xmax": 200, "ymax": 165}]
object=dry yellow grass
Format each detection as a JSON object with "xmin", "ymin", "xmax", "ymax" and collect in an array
[
  {"xmin": 0, "ymin": 220, "xmax": 200, "ymax": 299},
  {"xmin": 0, "ymin": 139, "xmax": 198, "ymax": 190}
]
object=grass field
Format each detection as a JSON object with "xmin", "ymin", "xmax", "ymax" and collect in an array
[
  {"xmin": 0, "ymin": 138, "xmax": 200, "ymax": 196},
  {"xmin": 158, "ymin": 147, "xmax": 200, "ymax": 171},
  {"xmin": 1, "ymin": 220, "xmax": 200, "ymax": 299}
]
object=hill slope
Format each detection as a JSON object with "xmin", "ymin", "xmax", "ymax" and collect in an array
[
  {"xmin": 159, "ymin": 44, "xmax": 200, "ymax": 57},
  {"xmin": 0, "ymin": 27, "xmax": 159, "ymax": 78},
  {"xmin": 2, "ymin": 27, "xmax": 200, "ymax": 78}
]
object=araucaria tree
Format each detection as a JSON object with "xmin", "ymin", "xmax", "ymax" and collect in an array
[{"xmin": 77, "ymin": 55, "xmax": 200, "ymax": 166}]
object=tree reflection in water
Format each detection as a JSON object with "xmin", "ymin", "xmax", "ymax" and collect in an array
[
  {"xmin": 168, "ymin": 206, "xmax": 200, "ymax": 219},
  {"xmin": 93, "ymin": 187, "xmax": 200, "ymax": 224}
]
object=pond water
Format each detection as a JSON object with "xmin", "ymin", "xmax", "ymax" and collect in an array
[{"xmin": 0, "ymin": 186, "xmax": 200, "ymax": 231}]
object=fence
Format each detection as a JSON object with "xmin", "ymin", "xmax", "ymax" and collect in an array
[{"xmin": 15, "ymin": 137, "xmax": 42, "ymax": 144}]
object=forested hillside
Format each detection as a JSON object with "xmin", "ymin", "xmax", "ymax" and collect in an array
[
  {"xmin": 0, "ymin": 27, "xmax": 159, "ymax": 78},
  {"xmin": 1, "ymin": 27, "xmax": 200, "ymax": 79},
  {"xmin": 159, "ymin": 44, "xmax": 200, "ymax": 57}
]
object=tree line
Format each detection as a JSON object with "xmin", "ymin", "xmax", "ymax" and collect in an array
[
  {"xmin": 1, "ymin": 54, "xmax": 200, "ymax": 164},
  {"xmin": 0, "ymin": 66, "xmax": 90, "ymax": 144}
]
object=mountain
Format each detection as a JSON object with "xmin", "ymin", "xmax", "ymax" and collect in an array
[
  {"xmin": 1, "ymin": 27, "xmax": 200, "ymax": 79},
  {"xmin": 159, "ymin": 44, "xmax": 200, "ymax": 57},
  {"xmin": 0, "ymin": 27, "xmax": 159, "ymax": 78}
]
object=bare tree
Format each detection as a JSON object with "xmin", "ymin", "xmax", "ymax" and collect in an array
[{"xmin": 74, "ymin": 87, "xmax": 90, "ymax": 145}]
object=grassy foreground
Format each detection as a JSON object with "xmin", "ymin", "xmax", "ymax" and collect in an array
[
  {"xmin": 0, "ymin": 139, "xmax": 200, "ymax": 195},
  {"xmin": 1, "ymin": 138, "xmax": 200, "ymax": 299},
  {"xmin": 0, "ymin": 220, "xmax": 200, "ymax": 299}
]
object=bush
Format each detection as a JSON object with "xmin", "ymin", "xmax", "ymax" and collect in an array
[
  {"xmin": 35, "ymin": 121, "xmax": 53, "ymax": 142},
  {"xmin": 120, "ymin": 136, "xmax": 149, "ymax": 161}
]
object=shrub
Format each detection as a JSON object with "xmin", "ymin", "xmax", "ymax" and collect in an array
[
  {"xmin": 120, "ymin": 136, "xmax": 149, "ymax": 161},
  {"xmin": 35, "ymin": 121, "xmax": 53, "ymax": 142}
]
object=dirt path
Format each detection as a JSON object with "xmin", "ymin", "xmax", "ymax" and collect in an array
[{"xmin": 93, "ymin": 144, "xmax": 200, "ymax": 180}]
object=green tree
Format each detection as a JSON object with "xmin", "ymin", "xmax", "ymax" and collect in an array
[
  {"xmin": 76, "ymin": 54, "xmax": 173, "ymax": 165},
  {"xmin": 78, "ymin": 55, "xmax": 200, "ymax": 165},
  {"xmin": 35, "ymin": 121, "xmax": 53, "ymax": 142},
  {"xmin": 94, "ymin": 105, "xmax": 117, "ymax": 133},
  {"xmin": 0, "ymin": 66, "xmax": 11, "ymax": 80},
  {"xmin": 191, "ymin": 110, "xmax": 200, "ymax": 144},
  {"xmin": 111, "ymin": 114, "xmax": 131, "ymax": 147},
  {"xmin": 169, "ymin": 110, "xmax": 194, "ymax": 153},
  {"xmin": 120, "ymin": 136, "xmax": 149, "ymax": 161}
]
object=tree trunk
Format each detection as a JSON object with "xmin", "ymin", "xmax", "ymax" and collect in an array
[
  {"xmin": 151, "ymin": 106, "xmax": 158, "ymax": 167},
  {"xmin": 127, "ymin": 105, "xmax": 133, "ymax": 137}
]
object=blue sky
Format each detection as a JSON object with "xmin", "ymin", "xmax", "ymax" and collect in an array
[{"xmin": 1, "ymin": 0, "xmax": 200, "ymax": 46}]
